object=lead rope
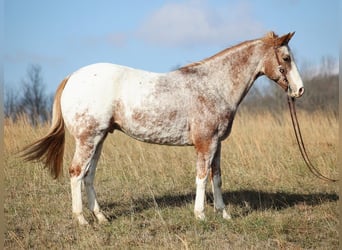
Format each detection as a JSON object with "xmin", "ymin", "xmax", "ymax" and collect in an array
[
  {"xmin": 287, "ymin": 96, "xmax": 337, "ymax": 182},
  {"xmin": 273, "ymin": 46, "xmax": 337, "ymax": 182}
]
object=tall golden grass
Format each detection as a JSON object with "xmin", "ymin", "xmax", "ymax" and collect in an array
[{"xmin": 4, "ymin": 110, "xmax": 338, "ymax": 249}]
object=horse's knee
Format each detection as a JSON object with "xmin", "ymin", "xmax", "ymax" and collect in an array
[{"xmin": 69, "ymin": 164, "xmax": 82, "ymax": 177}]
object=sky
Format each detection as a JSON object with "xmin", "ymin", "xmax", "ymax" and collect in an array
[{"xmin": 4, "ymin": 0, "xmax": 340, "ymax": 94}]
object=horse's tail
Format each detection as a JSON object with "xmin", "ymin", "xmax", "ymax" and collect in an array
[{"xmin": 21, "ymin": 76, "xmax": 69, "ymax": 179}]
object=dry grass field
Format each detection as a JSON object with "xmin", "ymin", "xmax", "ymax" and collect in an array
[{"xmin": 4, "ymin": 109, "xmax": 338, "ymax": 249}]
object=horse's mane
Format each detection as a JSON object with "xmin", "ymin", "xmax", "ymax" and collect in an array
[{"xmin": 179, "ymin": 31, "xmax": 279, "ymax": 73}]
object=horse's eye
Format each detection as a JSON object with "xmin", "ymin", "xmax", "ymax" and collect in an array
[{"xmin": 283, "ymin": 56, "xmax": 291, "ymax": 62}]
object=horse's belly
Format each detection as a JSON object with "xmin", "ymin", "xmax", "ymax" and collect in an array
[{"xmin": 119, "ymin": 111, "xmax": 192, "ymax": 146}]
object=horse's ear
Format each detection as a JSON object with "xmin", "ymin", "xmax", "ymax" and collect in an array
[{"xmin": 276, "ymin": 32, "xmax": 295, "ymax": 46}]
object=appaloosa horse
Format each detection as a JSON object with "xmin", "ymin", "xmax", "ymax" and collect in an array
[{"xmin": 22, "ymin": 31, "xmax": 304, "ymax": 225}]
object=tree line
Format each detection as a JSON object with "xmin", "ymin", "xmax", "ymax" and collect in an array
[
  {"xmin": 4, "ymin": 65, "xmax": 53, "ymax": 125},
  {"xmin": 241, "ymin": 73, "xmax": 338, "ymax": 115},
  {"xmin": 4, "ymin": 60, "xmax": 338, "ymax": 125}
]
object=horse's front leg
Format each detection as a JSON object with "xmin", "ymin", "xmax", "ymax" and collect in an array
[
  {"xmin": 211, "ymin": 142, "xmax": 231, "ymax": 220},
  {"xmin": 194, "ymin": 159, "xmax": 209, "ymax": 220},
  {"xmin": 193, "ymin": 138, "xmax": 218, "ymax": 220}
]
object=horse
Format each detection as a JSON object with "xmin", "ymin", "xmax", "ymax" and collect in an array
[{"xmin": 22, "ymin": 31, "xmax": 304, "ymax": 225}]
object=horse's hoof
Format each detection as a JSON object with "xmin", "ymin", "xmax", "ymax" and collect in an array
[
  {"xmin": 222, "ymin": 209, "xmax": 232, "ymax": 220},
  {"xmin": 74, "ymin": 213, "xmax": 89, "ymax": 226},
  {"xmin": 194, "ymin": 211, "xmax": 206, "ymax": 221},
  {"xmin": 95, "ymin": 212, "xmax": 109, "ymax": 224}
]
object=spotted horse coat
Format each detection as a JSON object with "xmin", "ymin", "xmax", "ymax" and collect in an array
[{"xmin": 22, "ymin": 31, "xmax": 304, "ymax": 225}]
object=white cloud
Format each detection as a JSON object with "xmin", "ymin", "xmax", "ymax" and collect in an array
[
  {"xmin": 5, "ymin": 51, "xmax": 64, "ymax": 66},
  {"xmin": 137, "ymin": 1, "xmax": 266, "ymax": 48}
]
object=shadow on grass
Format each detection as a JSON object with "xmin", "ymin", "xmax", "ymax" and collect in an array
[{"xmin": 103, "ymin": 190, "xmax": 338, "ymax": 221}]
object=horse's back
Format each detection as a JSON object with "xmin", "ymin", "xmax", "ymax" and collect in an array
[
  {"xmin": 63, "ymin": 63, "xmax": 158, "ymax": 97},
  {"xmin": 60, "ymin": 63, "xmax": 160, "ymax": 133}
]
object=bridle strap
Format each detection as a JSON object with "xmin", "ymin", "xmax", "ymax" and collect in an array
[{"xmin": 273, "ymin": 47, "xmax": 289, "ymax": 91}]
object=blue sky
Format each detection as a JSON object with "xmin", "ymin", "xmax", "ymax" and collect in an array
[{"xmin": 5, "ymin": 0, "xmax": 339, "ymax": 94}]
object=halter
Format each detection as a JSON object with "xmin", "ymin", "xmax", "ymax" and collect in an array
[{"xmin": 273, "ymin": 46, "xmax": 289, "ymax": 92}]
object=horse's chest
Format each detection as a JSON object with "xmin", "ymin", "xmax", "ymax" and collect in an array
[{"xmin": 215, "ymin": 110, "xmax": 236, "ymax": 141}]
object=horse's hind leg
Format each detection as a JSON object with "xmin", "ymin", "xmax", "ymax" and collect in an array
[
  {"xmin": 69, "ymin": 131, "xmax": 107, "ymax": 225},
  {"xmin": 83, "ymin": 135, "xmax": 108, "ymax": 223},
  {"xmin": 70, "ymin": 158, "xmax": 89, "ymax": 225}
]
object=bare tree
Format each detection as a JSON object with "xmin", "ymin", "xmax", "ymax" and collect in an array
[
  {"xmin": 3, "ymin": 64, "xmax": 52, "ymax": 125},
  {"xmin": 240, "ymin": 56, "xmax": 338, "ymax": 114},
  {"xmin": 4, "ymin": 64, "xmax": 53, "ymax": 124},
  {"xmin": 18, "ymin": 64, "xmax": 49, "ymax": 125},
  {"xmin": 4, "ymin": 85, "xmax": 20, "ymax": 120}
]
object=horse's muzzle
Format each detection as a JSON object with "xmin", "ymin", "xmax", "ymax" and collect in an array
[{"xmin": 289, "ymin": 87, "xmax": 304, "ymax": 98}]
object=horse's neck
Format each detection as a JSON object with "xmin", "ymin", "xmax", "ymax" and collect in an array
[{"xmin": 195, "ymin": 40, "xmax": 265, "ymax": 109}]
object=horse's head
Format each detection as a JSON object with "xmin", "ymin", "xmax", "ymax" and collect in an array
[{"xmin": 262, "ymin": 32, "xmax": 304, "ymax": 98}]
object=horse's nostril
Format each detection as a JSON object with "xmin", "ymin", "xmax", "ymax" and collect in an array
[{"xmin": 298, "ymin": 87, "xmax": 304, "ymax": 96}]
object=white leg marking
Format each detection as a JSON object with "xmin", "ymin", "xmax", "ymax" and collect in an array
[
  {"xmin": 70, "ymin": 176, "xmax": 88, "ymax": 225},
  {"xmin": 194, "ymin": 175, "xmax": 208, "ymax": 220},
  {"xmin": 83, "ymin": 137, "xmax": 109, "ymax": 223},
  {"xmin": 211, "ymin": 175, "xmax": 231, "ymax": 220}
]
